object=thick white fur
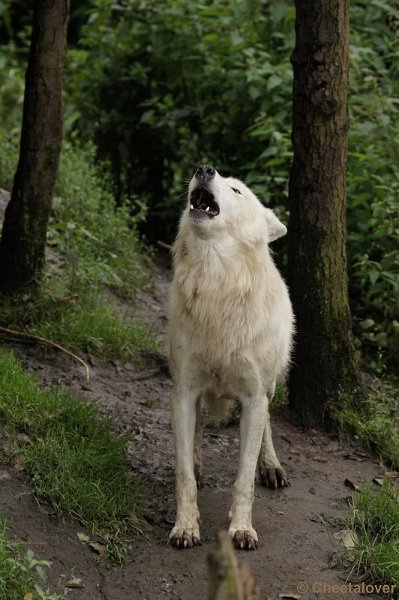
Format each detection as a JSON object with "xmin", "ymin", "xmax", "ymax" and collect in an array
[{"xmin": 168, "ymin": 170, "xmax": 294, "ymax": 550}]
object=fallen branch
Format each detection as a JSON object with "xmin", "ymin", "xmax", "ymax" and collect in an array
[
  {"xmin": 207, "ymin": 532, "xmax": 260, "ymax": 600},
  {"xmin": 55, "ymin": 293, "xmax": 79, "ymax": 303},
  {"xmin": 129, "ymin": 367, "xmax": 164, "ymax": 381},
  {"xmin": 157, "ymin": 240, "xmax": 172, "ymax": 251},
  {"xmin": 0, "ymin": 326, "xmax": 90, "ymax": 384}
]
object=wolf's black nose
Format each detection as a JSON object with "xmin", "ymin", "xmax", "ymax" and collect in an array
[{"xmin": 195, "ymin": 164, "xmax": 216, "ymax": 183}]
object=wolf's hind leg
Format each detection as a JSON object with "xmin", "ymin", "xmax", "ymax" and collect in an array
[{"xmin": 257, "ymin": 385, "xmax": 288, "ymax": 488}]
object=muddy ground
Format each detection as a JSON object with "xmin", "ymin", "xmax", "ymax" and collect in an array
[{"xmin": 0, "ymin": 253, "xmax": 389, "ymax": 600}]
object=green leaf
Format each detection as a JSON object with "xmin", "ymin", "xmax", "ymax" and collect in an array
[
  {"xmin": 369, "ymin": 270, "xmax": 380, "ymax": 286},
  {"xmin": 267, "ymin": 75, "xmax": 282, "ymax": 91}
]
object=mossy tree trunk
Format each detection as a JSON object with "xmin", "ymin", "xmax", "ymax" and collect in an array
[
  {"xmin": 0, "ymin": 0, "xmax": 69, "ymax": 294},
  {"xmin": 287, "ymin": 0, "xmax": 362, "ymax": 428}
]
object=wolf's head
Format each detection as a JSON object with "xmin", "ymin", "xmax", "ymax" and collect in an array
[{"xmin": 181, "ymin": 165, "xmax": 287, "ymax": 245}]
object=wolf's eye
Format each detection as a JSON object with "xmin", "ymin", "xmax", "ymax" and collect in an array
[{"xmin": 231, "ymin": 187, "xmax": 242, "ymax": 195}]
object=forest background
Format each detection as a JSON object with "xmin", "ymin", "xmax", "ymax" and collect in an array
[
  {"xmin": 0, "ymin": 0, "xmax": 399, "ymax": 392},
  {"xmin": 0, "ymin": 1, "xmax": 398, "ymax": 595},
  {"xmin": 2, "ymin": 0, "xmax": 398, "ymax": 372}
]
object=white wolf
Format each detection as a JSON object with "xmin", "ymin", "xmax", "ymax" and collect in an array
[{"xmin": 168, "ymin": 165, "xmax": 294, "ymax": 550}]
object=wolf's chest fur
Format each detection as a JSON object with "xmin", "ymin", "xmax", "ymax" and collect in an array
[{"xmin": 171, "ymin": 239, "xmax": 275, "ymax": 366}]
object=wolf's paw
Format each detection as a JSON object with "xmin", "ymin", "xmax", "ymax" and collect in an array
[
  {"xmin": 258, "ymin": 464, "xmax": 289, "ymax": 489},
  {"xmin": 229, "ymin": 528, "xmax": 258, "ymax": 551},
  {"xmin": 168, "ymin": 527, "xmax": 201, "ymax": 549}
]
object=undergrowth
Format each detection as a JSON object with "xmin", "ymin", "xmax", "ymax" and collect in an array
[
  {"xmin": 0, "ymin": 291, "xmax": 157, "ymax": 361},
  {"xmin": 0, "ymin": 130, "xmax": 156, "ymax": 361},
  {"xmin": 0, "ymin": 517, "xmax": 62, "ymax": 600},
  {"xmin": 52, "ymin": 137, "xmax": 149, "ymax": 302},
  {"xmin": 0, "ymin": 348, "xmax": 146, "ymax": 561},
  {"xmin": 336, "ymin": 377, "xmax": 399, "ymax": 469},
  {"xmin": 338, "ymin": 481, "xmax": 399, "ymax": 593}
]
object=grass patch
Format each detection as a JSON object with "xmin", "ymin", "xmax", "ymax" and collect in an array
[
  {"xmin": 0, "ymin": 347, "xmax": 145, "ymax": 560},
  {"xmin": 335, "ymin": 377, "xmax": 399, "ymax": 469},
  {"xmin": 338, "ymin": 481, "xmax": 399, "ymax": 591},
  {"xmin": 0, "ymin": 292, "xmax": 157, "ymax": 361},
  {"xmin": 32, "ymin": 297, "xmax": 157, "ymax": 360},
  {"xmin": 0, "ymin": 517, "xmax": 62, "ymax": 600}
]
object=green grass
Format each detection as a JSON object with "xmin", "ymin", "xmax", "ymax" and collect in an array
[
  {"xmin": 0, "ymin": 292, "xmax": 157, "ymax": 361},
  {"xmin": 0, "ymin": 348, "xmax": 145, "ymax": 560},
  {"xmin": 0, "ymin": 517, "xmax": 62, "ymax": 600},
  {"xmin": 335, "ymin": 377, "xmax": 399, "ymax": 469},
  {"xmin": 338, "ymin": 481, "xmax": 399, "ymax": 591},
  {"xmin": 33, "ymin": 298, "xmax": 157, "ymax": 360}
]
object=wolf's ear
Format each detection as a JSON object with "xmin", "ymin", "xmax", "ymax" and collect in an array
[{"xmin": 264, "ymin": 208, "xmax": 287, "ymax": 242}]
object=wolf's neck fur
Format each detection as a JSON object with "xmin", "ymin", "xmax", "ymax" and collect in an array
[{"xmin": 171, "ymin": 230, "xmax": 277, "ymax": 366}]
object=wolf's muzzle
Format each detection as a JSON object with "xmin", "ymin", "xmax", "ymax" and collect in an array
[{"xmin": 195, "ymin": 164, "xmax": 216, "ymax": 184}]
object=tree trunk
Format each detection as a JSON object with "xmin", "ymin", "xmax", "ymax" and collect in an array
[
  {"xmin": 287, "ymin": 0, "xmax": 361, "ymax": 428},
  {"xmin": 0, "ymin": 0, "xmax": 69, "ymax": 294}
]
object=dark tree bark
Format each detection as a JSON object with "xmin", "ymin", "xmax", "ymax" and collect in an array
[
  {"xmin": 288, "ymin": 0, "xmax": 362, "ymax": 428},
  {"xmin": 0, "ymin": 0, "xmax": 70, "ymax": 294}
]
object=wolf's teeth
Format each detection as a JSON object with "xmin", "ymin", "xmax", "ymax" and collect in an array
[
  {"xmin": 205, "ymin": 206, "xmax": 210, "ymax": 212},
  {"xmin": 190, "ymin": 204, "xmax": 194, "ymax": 209}
]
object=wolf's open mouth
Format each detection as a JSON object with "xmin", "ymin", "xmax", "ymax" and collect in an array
[{"xmin": 189, "ymin": 187, "xmax": 220, "ymax": 217}]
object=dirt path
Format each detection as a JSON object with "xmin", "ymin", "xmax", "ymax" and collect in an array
[{"xmin": 0, "ymin": 263, "xmax": 385, "ymax": 600}]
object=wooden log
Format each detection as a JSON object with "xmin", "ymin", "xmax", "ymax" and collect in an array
[{"xmin": 207, "ymin": 532, "xmax": 260, "ymax": 600}]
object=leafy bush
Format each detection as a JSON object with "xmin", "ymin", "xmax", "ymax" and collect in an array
[
  {"xmin": 347, "ymin": 0, "xmax": 399, "ymax": 363},
  {"xmin": 0, "ymin": 43, "xmax": 24, "ymax": 189},
  {"xmin": 53, "ymin": 138, "xmax": 149, "ymax": 300},
  {"xmin": 0, "ymin": 43, "xmax": 26, "ymax": 133},
  {"xmin": 0, "ymin": 517, "xmax": 62, "ymax": 600},
  {"xmin": 66, "ymin": 0, "xmax": 295, "ymax": 239}
]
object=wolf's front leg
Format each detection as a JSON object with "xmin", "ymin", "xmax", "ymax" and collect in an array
[
  {"xmin": 229, "ymin": 395, "xmax": 267, "ymax": 550},
  {"xmin": 169, "ymin": 386, "xmax": 201, "ymax": 548}
]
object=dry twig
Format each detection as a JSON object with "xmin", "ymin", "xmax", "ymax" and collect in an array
[
  {"xmin": 157, "ymin": 240, "xmax": 172, "ymax": 251},
  {"xmin": 0, "ymin": 326, "xmax": 91, "ymax": 384}
]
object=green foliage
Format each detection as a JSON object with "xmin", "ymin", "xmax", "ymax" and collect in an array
[
  {"xmin": 347, "ymin": 0, "xmax": 399, "ymax": 361},
  {"xmin": 53, "ymin": 139, "xmax": 149, "ymax": 300},
  {"xmin": 66, "ymin": 0, "xmax": 294, "ymax": 239},
  {"xmin": 336, "ymin": 376, "xmax": 399, "ymax": 469},
  {"xmin": 0, "ymin": 128, "xmax": 19, "ymax": 190},
  {"xmin": 339, "ymin": 481, "xmax": 399, "ymax": 588},
  {"xmin": 0, "ymin": 348, "xmax": 145, "ymax": 560},
  {"xmin": 0, "ymin": 132, "xmax": 156, "ymax": 360},
  {"xmin": 0, "ymin": 42, "xmax": 23, "ymax": 189},
  {"xmin": 0, "ymin": 43, "xmax": 26, "ymax": 133},
  {"xmin": 64, "ymin": 0, "xmax": 399, "ymax": 362},
  {"xmin": 0, "ymin": 518, "xmax": 63, "ymax": 600},
  {"xmin": 0, "ymin": 0, "xmax": 398, "ymax": 362}
]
